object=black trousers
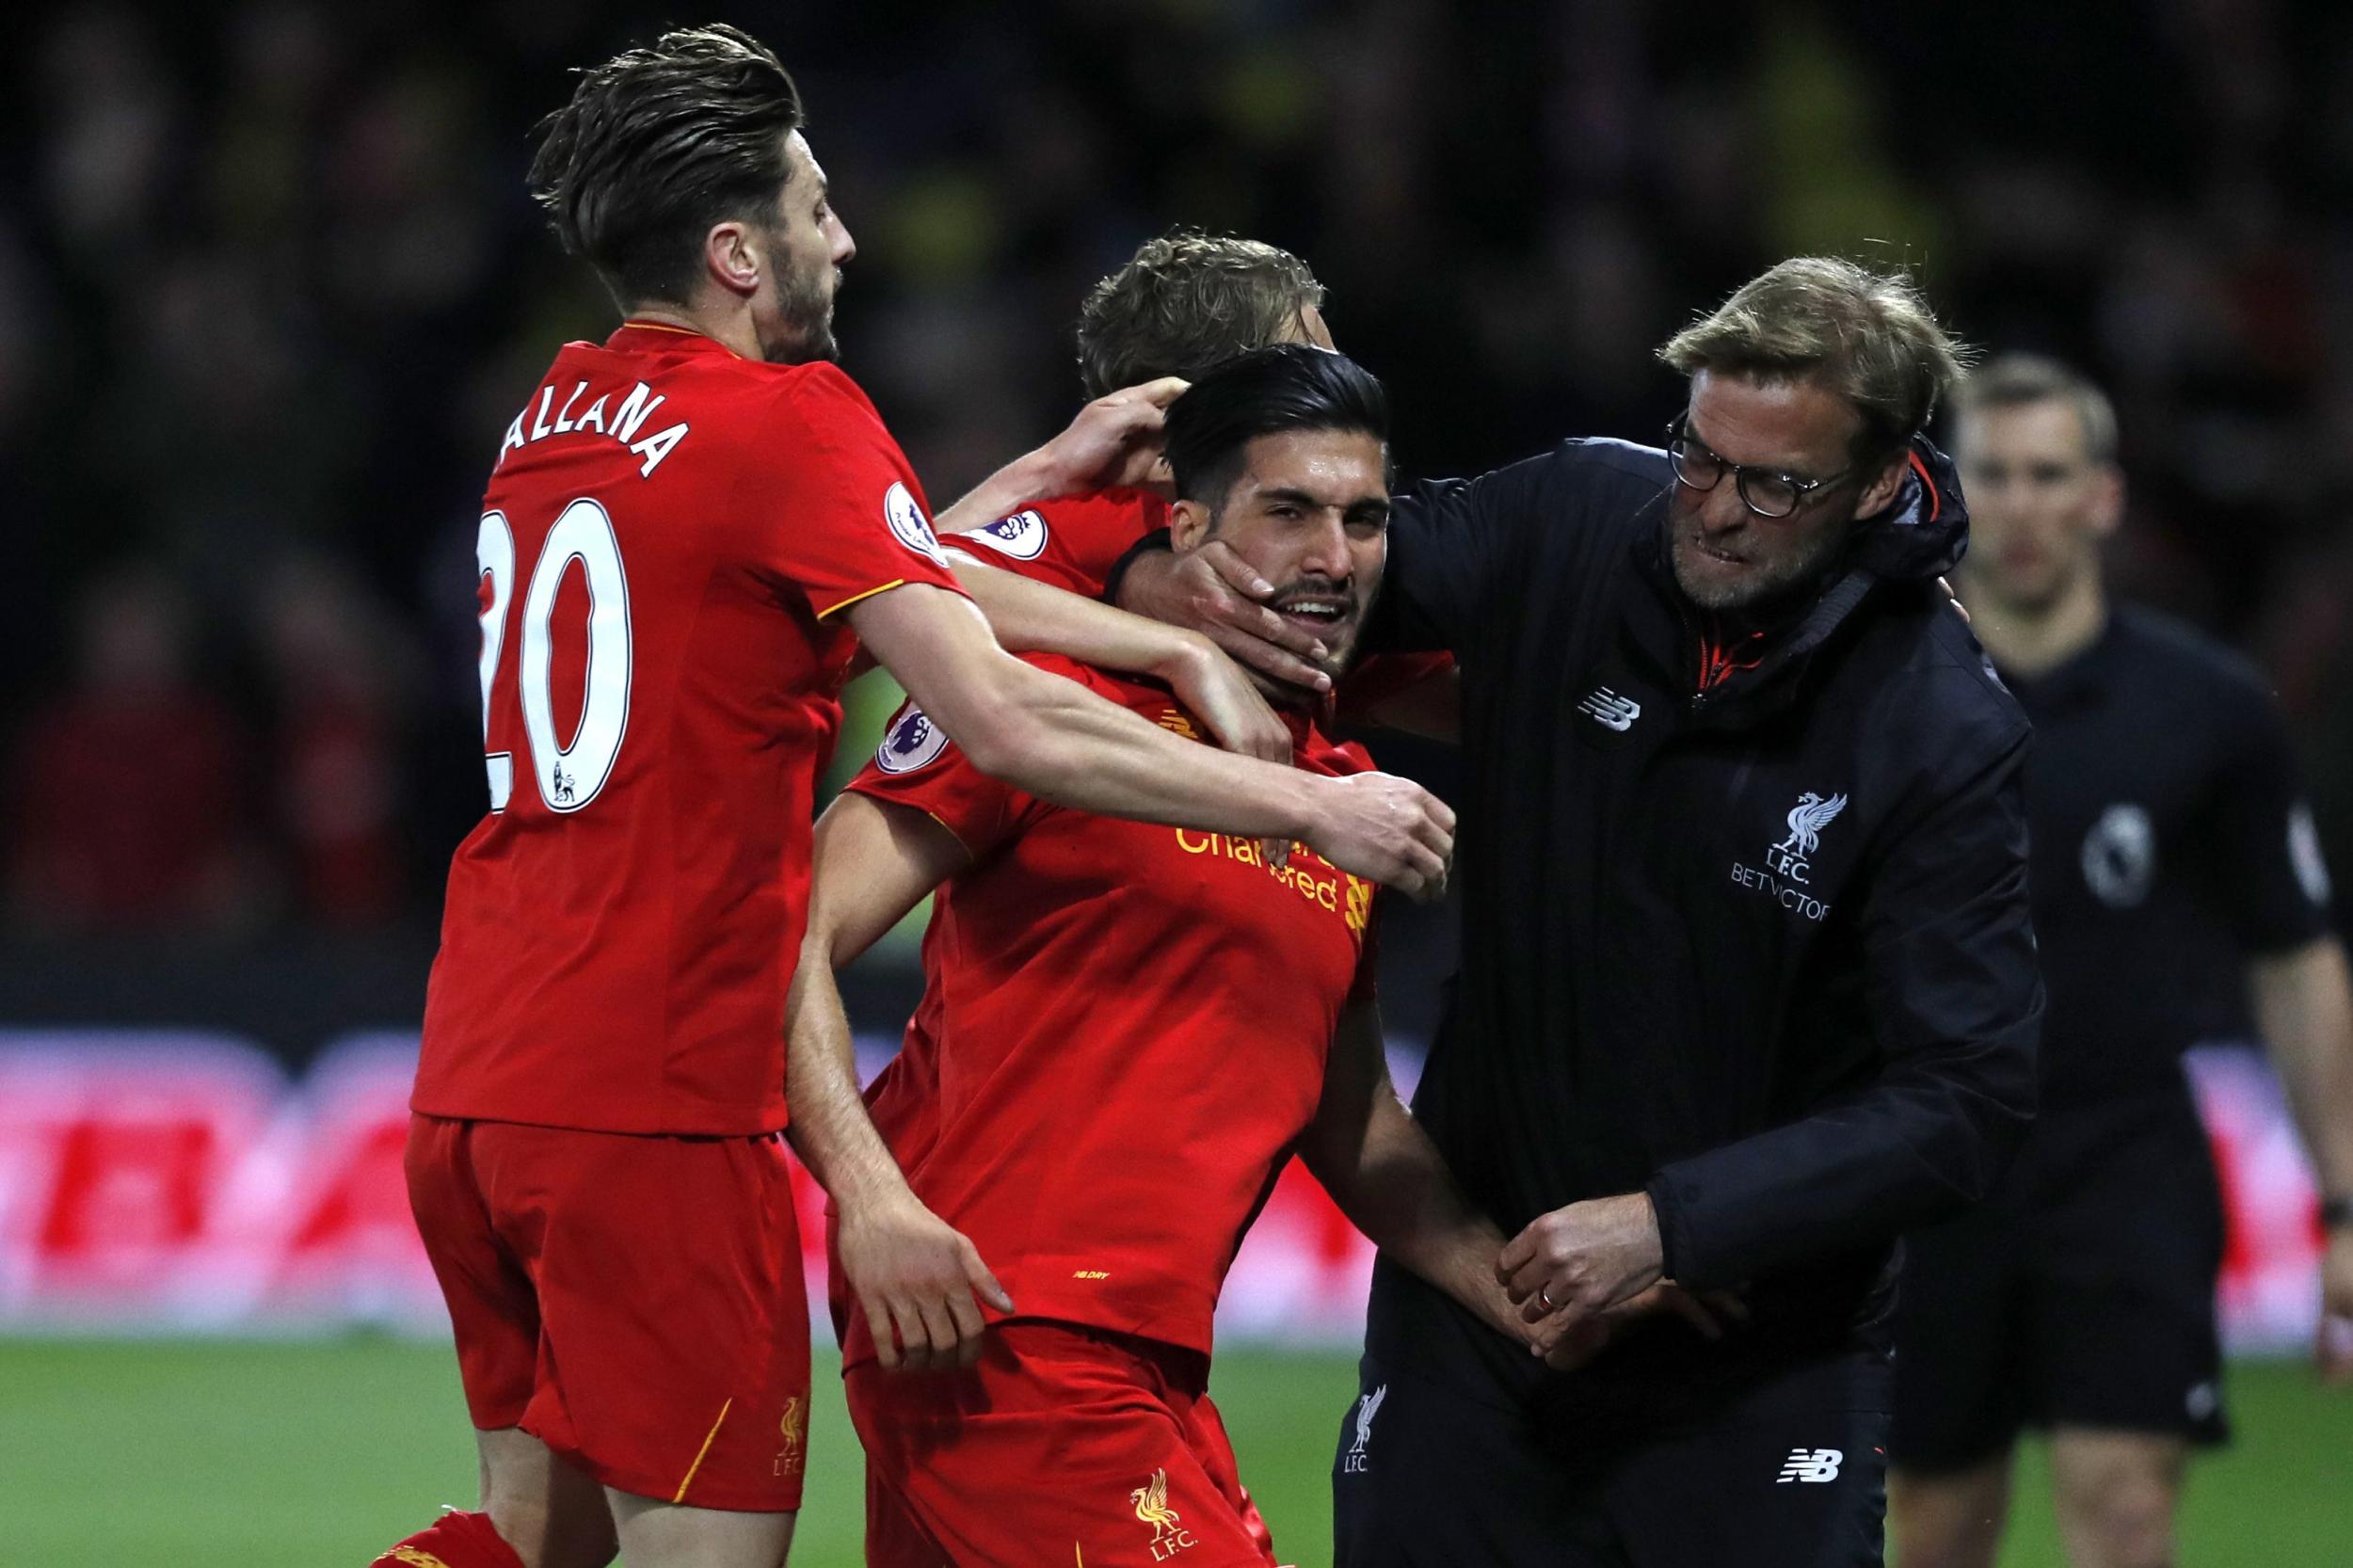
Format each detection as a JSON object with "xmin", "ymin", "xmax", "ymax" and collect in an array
[{"xmin": 1334, "ymin": 1261, "xmax": 1891, "ymax": 1568}]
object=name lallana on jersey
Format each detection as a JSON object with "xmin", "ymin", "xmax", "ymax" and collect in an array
[{"xmin": 498, "ymin": 376, "xmax": 693, "ymax": 478}]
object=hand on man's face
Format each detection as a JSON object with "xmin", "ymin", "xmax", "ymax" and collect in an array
[
  {"xmin": 1120, "ymin": 540, "xmax": 1336, "ymax": 696},
  {"xmin": 1146, "ymin": 427, "xmax": 1388, "ymax": 694}
]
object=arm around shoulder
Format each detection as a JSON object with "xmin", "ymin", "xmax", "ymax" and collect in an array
[{"xmin": 844, "ymin": 581, "xmax": 1456, "ymax": 897}]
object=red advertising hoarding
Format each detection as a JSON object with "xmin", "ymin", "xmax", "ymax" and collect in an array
[{"xmin": 0, "ymin": 1032, "xmax": 2329, "ymax": 1352}]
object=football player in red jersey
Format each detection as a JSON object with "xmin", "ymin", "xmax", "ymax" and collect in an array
[
  {"xmin": 787, "ymin": 346, "xmax": 1548, "ymax": 1568},
  {"xmin": 380, "ymin": 28, "xmax": 1455, "ymax": 1568},
  {"xmin": 936, "ymin": 230, "xmax": 1462, "ymax": 738}
]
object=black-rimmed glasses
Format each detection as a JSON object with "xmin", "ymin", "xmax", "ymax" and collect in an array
[{"xmin": 1664, "ymin": 417, "xmax": 1857, "ymax": 520}]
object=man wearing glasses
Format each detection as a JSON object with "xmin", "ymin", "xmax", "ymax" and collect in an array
[{"xmin": 1113, "ymin": 256, "xmax": 2043, "ymax": 1564}]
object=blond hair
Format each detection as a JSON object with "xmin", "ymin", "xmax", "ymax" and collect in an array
[
  {"xmin": 1077, "ymin": 230, "xmax": 1326, "ymax": 400},
  {"xmin": 1659, "ymin": 257, "xmax": 1971, "ymax": 457}
]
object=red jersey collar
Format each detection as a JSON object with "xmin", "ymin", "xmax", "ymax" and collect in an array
[{"xmin": 606, "ymin": 320, "xmax": 745, "ymax": 358}]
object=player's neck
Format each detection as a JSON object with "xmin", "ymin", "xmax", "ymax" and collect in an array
[
  {"xmin": 1965, "ymin": 568, "xmax": 2107, "ymax": 680},
  {"xmin": 620, "ymin": 299, "xmax": 760, "ymax": 361}
]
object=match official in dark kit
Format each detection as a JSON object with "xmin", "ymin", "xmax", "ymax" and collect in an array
[
  {"xmin": 1116, "ymin": 257, "xmax": 2046, "ymax": 1565},
  {"xmin": 1889, "ymin": 356, "xmax": 2353, "ymax": 1568}
]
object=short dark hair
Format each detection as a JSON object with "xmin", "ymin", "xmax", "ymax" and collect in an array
[
  {"xmin": 1076, "ymin": 230, "xmax": 1327, "ymax": 399},
  {"xmin": 529, "ymin": 24, "xmax": 806, "ymax": 309},
  {"xmin": 1953, "ymin": 352, "xmax": 2120, "ymax": 466},
  {"xmin": 1163, "ymin": 344, "xmax": 1390, "ymax": 514}
]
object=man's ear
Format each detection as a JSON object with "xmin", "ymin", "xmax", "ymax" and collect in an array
[
  {"xmin": 1169, "ymin": 497, "xmax": 1213, "ymax": 552},
  {"xmin": 1854, "ymin": 452, "xmax": 1910, "ymax": 520},
  {"xmin": 703, "ymin": 219, "xmax": 762, "ymax": 300},
  {"xmin": 2088, "ymin": 463, "xmax": 2126, "ymax": 540}
]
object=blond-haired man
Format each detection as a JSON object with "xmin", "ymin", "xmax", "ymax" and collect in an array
[{"xmin": 1116, "ymin": 257, "xmax": 2046, "ymax": 1565}]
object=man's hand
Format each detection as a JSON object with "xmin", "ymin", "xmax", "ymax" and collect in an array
[
  {"xmin": 2320, "ymin": 1226, "xmax": 2353, "ymax": 1384},
  {"xmin": 1498, "ymin": 1192, "xmax": 1665, "ymax": 1325},
  {"xmin": 1153, "ymin": 631, "xmax": 1291, "ymax": 765},
  {"xmin": 1299, "ymin": 772, "xmax": 1454, "ymax": 902},
  {"xmin": 1533, "ymin": 1281, "xmax": 1750, "ymax": 1370},
  {"xmin": 1119, "ymin": 540, "xmax": 1334, "ymax": 696},
  {"xmin": 836, "ymin": 1191, "xmax": 1014, "ymax": 1373},
  {"xmin": 1028, "ymin": 376, "xmax": 1191, "ymax": 499}
]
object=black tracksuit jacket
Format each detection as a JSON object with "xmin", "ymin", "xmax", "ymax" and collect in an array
[{"xmin": 1374, "ymin": 435, "xmax": 2042, "ymax": 1361}]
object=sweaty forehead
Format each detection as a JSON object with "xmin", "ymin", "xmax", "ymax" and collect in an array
[{"xmin": 1688, "ymin": 368, "xmax": 1861, "ymax": 475}]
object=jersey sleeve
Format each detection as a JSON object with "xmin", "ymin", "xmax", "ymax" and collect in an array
[
  {"xmin": 844, "ymin": 694, "xmax": 1045, "ymax": 860},
  {"xmin": 944, "ymin": 490, "xmax": 1160, "ymax": 599},
  {"xmin": 745, "ymin": 367, "xmax": 970, "ymax": 619},
  {"xmin": 2205, "ymin": 696, "xmax": 2336, "ymax": 952}
]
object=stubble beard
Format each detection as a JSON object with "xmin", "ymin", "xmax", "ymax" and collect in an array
[
  {"xmin": 1667, "ymin": 509, "xmax": 1848, "ymax": 614},
  {"xmin": 763, "ymin": 258, "xmax": 840, "ymax": 365}
]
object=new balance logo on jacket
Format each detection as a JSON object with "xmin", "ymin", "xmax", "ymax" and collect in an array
[
  {"xmin": 1774, "ymin": 1448, "xmax": 1844, "ymax": 1483},
  {"xmin": 1577, "ymin": 687, "xmax": 1641, "ymax": 732}
]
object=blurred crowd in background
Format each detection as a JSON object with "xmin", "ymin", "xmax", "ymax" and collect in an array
[{"xmin": 8, "ymin": 0, "xmax": 2353, "ymax": 950}]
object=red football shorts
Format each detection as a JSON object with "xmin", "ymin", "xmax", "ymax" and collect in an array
[
  {"xmin": 846, "ymin": 1321, "xmax": 1280, "ymax": 1568},
  {"xmin": 404, "ymin": 1114, "xmax": 811, "ymax": 1512}
]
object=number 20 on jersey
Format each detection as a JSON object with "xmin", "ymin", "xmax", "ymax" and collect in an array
[{"xmin": 475, "ymin": 500, "xmax": 633, "ymax": 814}]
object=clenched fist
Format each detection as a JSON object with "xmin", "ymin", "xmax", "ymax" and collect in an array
[{"xmin": 1300, "ymin": 771, "xmax": 1455, "ymax": 901}]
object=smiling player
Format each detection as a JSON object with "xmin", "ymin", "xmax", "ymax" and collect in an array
[{"xmin": 788, "ymin": 346, "xmax": 1529, "ymax": 1568}]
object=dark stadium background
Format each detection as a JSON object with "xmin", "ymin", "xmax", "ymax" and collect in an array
[{"xmin": 2, "ymin": 4, "xmax": 2350, "ymax": 1564}]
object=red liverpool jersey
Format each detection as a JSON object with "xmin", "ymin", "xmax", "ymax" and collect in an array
[
  {"xmin": 949, "ymin": 489, "xmax": 1453, "ymax": 720},
  {"xmin": 414, "ymin": 323, "xmax": 968, "ymax": 1136},
  {"xmin": 841, "ymin": 658, "xmax": 1378, "ymax": 1361}
]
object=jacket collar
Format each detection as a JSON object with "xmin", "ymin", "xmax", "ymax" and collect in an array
[{"xmin": 1624, "ymin": 434, "xmax": 1970, "ymax": 727}]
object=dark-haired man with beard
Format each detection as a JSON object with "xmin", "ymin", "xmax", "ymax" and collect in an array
[
  {"xmin": 788, "ymin": 345, "xmax": 1541, "ymax": 1568},
  {"xmin": 383, "ymin": 28, "xmax": 1453, "ymax": 1568}
]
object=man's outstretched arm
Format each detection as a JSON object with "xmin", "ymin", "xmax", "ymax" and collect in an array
[
  {"xmin": 1299, "ymin": 994, "xmax": 1522, "ymax": 1341},
  {"xmin": 943, "ymin": 549, "xmax": 1289, "ymax": 763},
  {"xmin": 1303, "ymin": 996, "xmax": 1732, "ymax": 1364},
  {"xmin": 1499, "ymin": 726, "xmax": 2041, "ymax": 1322},
  {"xmin": 846, "ymin": 583, "xmax": 1453, "ymax": 898}
]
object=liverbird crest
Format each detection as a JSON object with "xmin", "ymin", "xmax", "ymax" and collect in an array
[
  {"xmin": 1353, "ymin": 1384, "xmax": 1386, "ymax": 1451},
  {"xmin": 1774, "ymin": 792, "xmax": 1849, "ymax": 857},
  {"xmin": 1131, "ymin": 1468, "xmax": 1181, "ymax": 1539}
]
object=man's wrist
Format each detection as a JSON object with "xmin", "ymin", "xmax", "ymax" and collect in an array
[
  {"xmin": 1141, "ymin": 627, "xmax": 1213, "ymax": 685},
  {"xmin": 1279, "ymin": 770, "xmax": 1331, "ymax": 849},
  {"xmin": 829, "ymin": 1158, "xmax": 921, "ymax": 1218},
  {"xmin": 1001, "ymin": 443, "xmax": 1068, "ymax": 504}
]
